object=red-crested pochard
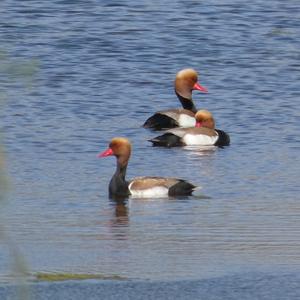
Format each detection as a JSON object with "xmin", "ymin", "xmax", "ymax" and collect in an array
[
  {"xmin": 98, "ymin": 137, "xmax": 198, "ymax": 198},
  {"xmin": 148, "ymin": 110, "xmax": 230, "ymax": 147},
  {"xmin": 143, "ymin": 68, "xmax": 208, "ymax": 130}
]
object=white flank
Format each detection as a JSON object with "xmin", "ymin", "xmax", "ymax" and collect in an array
[
  {"xmin": 178, "ymin": 114, "xmax": 196, "ymax": 127},
  {"xmin": 183, "ymin": 134, "xmax": 218, "ymax": 146},
  {"xmin": 128, "ymin": 183, "xmax": 169, "ymax": 198}
]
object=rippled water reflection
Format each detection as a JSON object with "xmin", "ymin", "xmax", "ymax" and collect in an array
[{"xmin": 0, "ymin": 0, "xmax": 299, "ymax": 283}]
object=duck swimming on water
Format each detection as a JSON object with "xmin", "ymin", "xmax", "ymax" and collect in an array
[
  {"xmin": 98, "ymin": 137, "xmax": 198, "ymax": 199},
  {"xmin": 148, "ymin": 110, "xmax": 230, "ymax": 147},
  {"xmin": 143, "ymin": 68, "xmax": 208, "ymax": 130}
]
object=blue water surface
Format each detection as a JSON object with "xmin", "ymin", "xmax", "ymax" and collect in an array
[{"xmin": 0, "ymin": 0, "xmax": 299, "ymax": 297}]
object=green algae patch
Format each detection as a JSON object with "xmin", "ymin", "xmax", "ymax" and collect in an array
[{"xmin": 35, "ymin": 272, "xmax": 125, "ymax": 282}]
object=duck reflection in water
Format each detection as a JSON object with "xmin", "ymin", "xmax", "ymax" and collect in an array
[{"xmin": 109, "ymin": 199, "xmax": 129, "ymax": 240}]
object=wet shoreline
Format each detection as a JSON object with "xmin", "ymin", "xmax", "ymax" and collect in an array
[{"xmin": 1, "ymin": 272, "xmax": 299, "ymax": 300}]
